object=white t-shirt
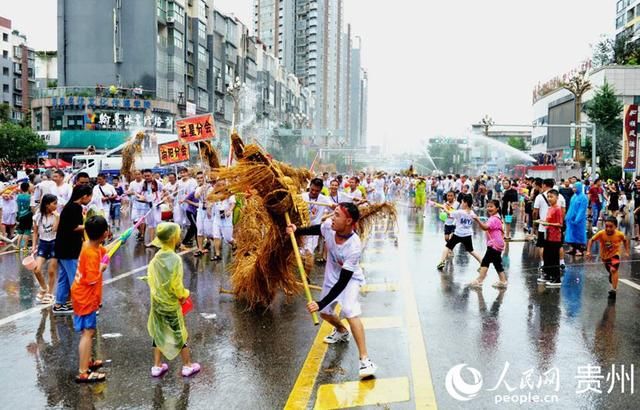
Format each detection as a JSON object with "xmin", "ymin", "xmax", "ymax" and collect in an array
[
  {"xmin": 177, "ymin": 178, "xmax": 197, "ymax": 201},
  {"xmin": 92, "ymin": 183, "xmax": 116, "ymax": 213},
  {"xmin": 346, "ymin": 188, "xmax": 363, "ymax": 201},
  {"xmin": 303, "ymin": 192, "xmax": 332, "ymax": 225},
  {"xmin": 52, "ymin": 183, "xmax": 72, "ymax": 211},
  {"xmin": 320, "ymin": 219, "xmax": 365, "ymax": 286},
  {"xmin": 329, "ymin": 191, "xmax": 353, "ymax": 204},
  {"xmin": 444, "ymin": 201, "xmax": 460, "ymax": 226},
  {"xmin": 451, "ymin": 209, "xmax": 476, "ymax": 237},
  {"xmin": 31, "ymin": 180, "xmax": 57, "ymax": 206},
  {"xmin": 33, "ymin": 212, "xmax": 57, "ymax": 242},
  {"xmin": 213, "ymin": 196, "xmax": 235, "ymax": 224}
]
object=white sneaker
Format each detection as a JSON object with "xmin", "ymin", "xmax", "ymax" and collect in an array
[
  {"xmin": 323, "ymin": 328, "xmax": 350, "ymax": 344},
  {"xmin": 359, "ymin": 357, "xmax": 377, "ymax": 379}
]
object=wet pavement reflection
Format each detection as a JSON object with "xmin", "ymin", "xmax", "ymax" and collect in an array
[{"xmin": 0, "ymin": 204, "xmax": 639, "ymax": 409}]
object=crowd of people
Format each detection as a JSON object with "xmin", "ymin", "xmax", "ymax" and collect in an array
[{"xmin": 1, "ymin": 164, "xmax": 635, "ymax": 385}]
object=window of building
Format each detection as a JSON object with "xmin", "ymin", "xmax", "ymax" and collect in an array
[
  {"xmin": 2, "ymin": 67, "xmax": 7, "ymax": 76},
  {"xmin": 2, "ymin": 50, "xmax": 7, "ymax": 58},
  {"xmin": 617, "ymin": 15, "xmax": 625, "ymax": 28},
  {"xmin": 173, "ymin": 29, "xmax": 183, "ymax": 48},
  {"xmin": 198, "ymin": 45, "xmax": 207, "ymax": 63},
  {"xmin": 2, "ymin": 84, "xmax": 7, "ymax": 92},
  {"xmin": 2, "ymin": 33, "xmax": 7, "ymax": 42},
  {"xmin": 617, "ymin": 0, "xmax": 625, "ymax": 12},
  {"xmin": 198, "ymin": 24, "xmax": 207, "ymax": 42},
  {"xmin": 634, "ymin": 95, "xmax": 640, "ymax": 105},
  {"xmin": 199, "ymin": 0, "xmax": 207, "ymax": 21}
]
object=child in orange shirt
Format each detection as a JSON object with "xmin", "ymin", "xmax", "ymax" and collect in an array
[
  {"xmin": 586, "ymin": 216, "xmax": 630, "ymax": 299},
  {"xmin": 71, "ymin": 216, "xmax": 113, "ymax": 383}
]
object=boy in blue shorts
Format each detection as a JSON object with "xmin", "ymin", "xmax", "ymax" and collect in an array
[{"xmin": 71, "ymin": 216, "xmax": 113, "ymax": 383}]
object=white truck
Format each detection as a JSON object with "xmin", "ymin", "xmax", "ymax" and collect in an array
[{"xmin": 72, "ymin": 134, "xmax": 180, "ymax": 178}]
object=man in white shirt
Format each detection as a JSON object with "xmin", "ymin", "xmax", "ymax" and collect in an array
[
  {"xmin": 92, "ymin": 173, "xmax": 117, "ymax": 223},
  {"xmin": 127, "ymin": 170, "xmax": 147, "ymax": 241},
  {"xmin": 31, "ymin": 171, "xmax": 57, "ymax": 210},
  {"xmin": 346, "ymin": 177, "xmax": 364, "ymax": 203},
  {"xmin": 51, "ymin": 170, "xmax": 72, "ymax": 212},
  {"xmin": 175, "ymin": 167, "xmax": 197, "ymax": 227},
  {"xmin": 302, "ymin": 178, "xmax": 332, "ymax": 258},
  {"xmin": 373, "ymin": 174, "xmax": 386, "ymax": 204},
  {"xmin": 211, "ymin": 180, "xmax": 235, "ymax": 261},
  {"xmin": 533, "ymin": 178, "xmax": 566, "ymax": 277}
]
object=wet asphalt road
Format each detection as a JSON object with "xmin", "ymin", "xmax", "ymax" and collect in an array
[{"xmin": 0, "ymin": 204, "xmax": 640, "ymax": 409}]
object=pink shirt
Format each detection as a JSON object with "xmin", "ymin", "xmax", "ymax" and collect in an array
[{"xmin": 486, "ymin": 215, "xmax": 505, "ymax": 251}]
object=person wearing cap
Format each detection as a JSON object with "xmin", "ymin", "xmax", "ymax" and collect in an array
[
  {"xmin": 144, "ymin": 222, "xmax": 200, "ymax": 378},
  {"xmin": 286, "ymin": 202, "xmax": 377, "ymax": 379}
]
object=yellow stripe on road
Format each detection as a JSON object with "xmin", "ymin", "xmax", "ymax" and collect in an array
[
  {"xmin": 361, "ymin": 283, "xmax": 398, "ymax": 293},
  {"xmin": 314, "ymin": 377, "xmax": 410, "ymax": 410},
  {"xmin": 284, "ymin": 307, "xmax": 341, "ymax": 410}
]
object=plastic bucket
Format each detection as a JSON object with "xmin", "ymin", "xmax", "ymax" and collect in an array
[
  {"xmin": 22, "ymin": 254, "xmax": 37, "ymax": 271},
  {"xmin": 439, "ymin": 211, "xmax": 448, "ymax": 222},
  {"xmin": 505, "ymin": 214, "xmax": 513, "ymax": 224},
  {"xmin": 181, "ymin": 296, "xmax": 194, "ymax": 315}
]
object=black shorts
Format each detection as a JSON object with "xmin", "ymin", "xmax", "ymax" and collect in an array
[
  {"xmin": 480, "ymin": 246, "xmax": 504, "ymax": 272},
  {"xmin": 536, "ymin": 231, "xmax": 546, "ymax": 248},
  {"xmin": 446, "ymin": 234, "xmax": 474, "ymax": 252},
  {"xmin": 444, "ymin": 225, "xmax": 455, "ymax": 235}
]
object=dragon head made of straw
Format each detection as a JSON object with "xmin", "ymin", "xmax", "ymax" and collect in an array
[{"xmin": 120, "ymin": 131, "xmax": 145, "ymax": 182}]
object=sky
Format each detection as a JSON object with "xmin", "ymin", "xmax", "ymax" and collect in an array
[{"xmin": 3, "ymin": 0, "xmax": 615, "ymax": 153}]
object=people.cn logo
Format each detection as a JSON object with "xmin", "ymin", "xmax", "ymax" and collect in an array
[{"xmin": 445, "ymin": 364, "xmax": 484, "ymax": 401}]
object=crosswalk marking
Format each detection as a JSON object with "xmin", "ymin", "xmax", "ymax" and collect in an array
[{"xmin": 314, "ymin": 377, "xmax": 410, "ymax": 410}]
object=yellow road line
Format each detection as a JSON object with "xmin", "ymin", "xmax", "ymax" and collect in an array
[
  {"xmin": 284, "ymin": 307, "xmax": 341, "ymax": 409},
  {"xmin": 400, "ymin": 250, "xmax": 438, "ymax": 408},
  {"xmin": 361, "ymin": 282, "xmax": 398, "ymax": 293},
  {"xmin": 314, "ymin": 377, "xmax": 410, "ymax": 410}
]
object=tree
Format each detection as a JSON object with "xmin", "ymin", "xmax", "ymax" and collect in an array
[
  {"xmin": 0, "ymin": 122, "xmax": 47, "ymax": 167},
  {"xmin": 592, "ymin": 31, "xmax": 640, "ymax": 66},
  {"xmin": 582, "ymin": 81, "xmax": 623, "ymax": 171},
  {"xmin": 0, "ymin": 103, "xmax": 10, "ymax": 123},
  {"xmin": 506, "ymin": 136, "xmax": 526, "ymax": 151},
  {"xmin": 427, "ymin": 138, "xmax": 463, "ymax": 173},
  {"xmin": 563, "ymin": 71, "xmax": 592, "ymax": 162}
]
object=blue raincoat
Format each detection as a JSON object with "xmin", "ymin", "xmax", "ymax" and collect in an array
[{"xmin": 565, "ymin": 182, "xmax": 587, "ymax": 245}]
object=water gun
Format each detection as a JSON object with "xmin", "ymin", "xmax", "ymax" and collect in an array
[{"xmin": 101, "ymin": 208, "xmax": 152, "ymax": 264}]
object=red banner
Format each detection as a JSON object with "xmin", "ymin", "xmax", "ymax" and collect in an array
[
  {"xmin": 159, "ymin": 140, "xmax": 190, "ymax": 165},
  {"xmin": 623, "ymin": 105, "xmax": 638, "ymax": 172},
  {"xmin": 176, "ymin": 113, "xmax": 216, "ymax": 144}
]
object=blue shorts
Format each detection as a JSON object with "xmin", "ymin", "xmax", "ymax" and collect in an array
[
  {"xmin": 110, "ymin": 202, "xmax": 121, "ymax": 220},
  {"xmin": 37, "ymin": 239, "xmax": 55, "ymax": 259},
  {"xmin": 73, "ymin": 311, "xmax": 98, "ymax": 332}
]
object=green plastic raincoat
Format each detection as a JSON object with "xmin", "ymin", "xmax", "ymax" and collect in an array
[{"xmin": 143, "ymin": 223, "xmax": 190, "ymax": 360}]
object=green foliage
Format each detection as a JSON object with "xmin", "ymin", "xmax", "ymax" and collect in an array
[
  {"xmin": 592, "ymin": 32, "xmax": 640, "ymax": 66},
  {"xmin": 582, "ymin": 82, "xmax": 623, "ymax": 170},
  {"xmin": 427, "ymin": 138, "xmax": 463, "ymax": 173},
  {"xmin": 506, "ymin": 136, "xmax": 526, "ymax": 151},
  {"xmin": 600, "ymin": 166, "xmax": 622, "ymax": 182},
  {"xmin": 0, "ymin": 122, "xmax": 47, "ymax": 166},
  {"xmin": 0, "ymin": 103, "xmax": 10, "ymax": 123}
]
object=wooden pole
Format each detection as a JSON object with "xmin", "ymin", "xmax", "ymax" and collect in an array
[{"xmin": 284, "ymin": 211, "xmax": 319, "ymax": 325}]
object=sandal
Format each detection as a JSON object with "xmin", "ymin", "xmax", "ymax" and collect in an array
[
  {"xmin": 151, "ymin": 363, "xmax": 169, "ymax": 377},
  {"xmin": 35, "ymin": 289, "xmax": 47, "ymax": 303},
  {"xmin": 468, "ymin": 280, "xmax": 483, "ymax": 289},
  {"xmin": 89, "ymin": 359, "xmax": 108, "ymax": 371},
  {"xmin": 75, "ymin": 371, "xmax": 106, "ymax": 383},
  {"xmin": 181, "ymin": 362, "xmax": 201, "ymax": 377},
  {"xmin": 193, "ymin": 250, "xmax": 204, "ymax": 257},
  {"xmin": 492, "ymin": 281, "xmax": 508, "ymax": 289}
]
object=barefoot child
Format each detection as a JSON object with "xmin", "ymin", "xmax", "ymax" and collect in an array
[
  {"xmin": 586, "ymin": 216, "xmax": 630, "ymax": 299},
  {"xmin": 437, "ymin": 194, "xmax": 482, "ymax": 270},
  {"xmin": 287, "ymin": 202, "xmax": 377, "ymax": 379},
  {"xmin": 469, "ymin": 200, "xmax": 508, "ymax": 289},
  {"xmin": 145, "ymin": 222, "xmax": 200, "ymax": 377},
  {"xmin": 71, "ymin": 216, "xmax": 112, "ymax": 383},
  {"xmin": 32, "ymin": 194, "xmax": 59, "ymax": 304}
]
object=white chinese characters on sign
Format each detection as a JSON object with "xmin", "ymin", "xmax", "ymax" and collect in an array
[{"xmin": 94, "ymin": 112, "xmax": 174, "ymax": 131}]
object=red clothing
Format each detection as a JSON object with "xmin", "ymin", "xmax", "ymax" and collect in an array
[
  {"xmin": 588, "ymin": 186, "xmax": 603, "ymax": 205},
  {"xmin": 71, "ymin": 243, "xmax": 106, "ymax": 316},
  {"xmin": 545, "ymin": 205, "xmax": 563, "ymax": 242}
]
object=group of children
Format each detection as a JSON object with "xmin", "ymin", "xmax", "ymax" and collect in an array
[{"xmin": 428, "ymin": 181, "xmax": 629, "ymax": 299}]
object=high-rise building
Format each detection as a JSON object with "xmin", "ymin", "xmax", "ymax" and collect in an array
[
  {"xmin": 0, "ymin": 16, "xmax": 35, "ymax": 123},
  {"xmin": 254, "ymin": 0, "xmax": 366, "ymax": 146},
  {"xmin": 57, "ymin": 0, "xmax": 213, "ymax": 114},
  {"xmin": 615, "ymin": 0, "xmax": 640, "ymax": 39}
]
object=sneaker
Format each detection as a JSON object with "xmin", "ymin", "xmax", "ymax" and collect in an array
[
  {"xmin": 182, "ymin": 362, "xmax": 201, "ymax": 377},
  {"xmin": 52, "ymin": 304, "xmax": 73, "ymax": 315},
  {"xmin": 537, "ymin": 276, "xmax": 549, "ymax": 284},
  {"xmin": 436, "ymin": 261, "xmax": 445, "ymax": 270},
  {"xmin": 545, "ymin": 280, "xmax": 562, "ymax": 288},
  {"xmin": 151, "ymin": 363, "xmax": 169, "ymax": 377},
  {"xmin": 608, "ymin": 289, "xmax": 617, "ymax": 299},
  {"xmin": 323, "ymin": 328, "xmax": 350, "ymax": 344},
  {"xmin": 359, "ymin": 357, "xmax": 377, "ymax": 379}
]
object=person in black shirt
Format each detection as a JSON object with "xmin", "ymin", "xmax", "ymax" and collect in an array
[
  {"xmin": 53, "ymin": 185, "xmax": 94, "ymax": 315},
  {"xmin": 501, "ymin": 180, "xmax": 518, "ymax": 239},
  {"xmin": 558, "ymin": 179, "xmax": 574, "ymax": 213}
]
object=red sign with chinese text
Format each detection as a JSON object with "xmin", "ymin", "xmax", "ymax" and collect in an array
[
  {"xmin": 159, "ymin": 140, "xmax": 190, "ymax": 165},
  {"xmin": 176, "ymin": 113, "xmax": 216, "ymax": 144},
  {"xmin": 623, "ymin": 105, "xmax": 638, "ymax": 172}
]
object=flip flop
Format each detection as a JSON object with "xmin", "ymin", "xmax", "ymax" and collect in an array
[{"xmin": 75, "ymin": 371, "xmax": 106, "ymax": 383}]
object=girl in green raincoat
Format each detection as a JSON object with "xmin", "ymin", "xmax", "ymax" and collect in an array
[{"xmin": 144, "ymin": 222, "xmax": 201, "ymax": 378}]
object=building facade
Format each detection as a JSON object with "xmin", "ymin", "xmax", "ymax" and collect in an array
[
  {"xmin": 254, "ymin": 0, "xmax": 367, "ymax": 147},
  {"xmin": 0, "ymin": 16, "xmax": 35, "ymax": 123},
  {"xmin": 615, "ymin": 0, "xmax": 640, "ymax": 39}
]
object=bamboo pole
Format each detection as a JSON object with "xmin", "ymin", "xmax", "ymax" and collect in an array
[{"xmin": 285, "ymin": 211, "xmax": 319, "ymax": 325}]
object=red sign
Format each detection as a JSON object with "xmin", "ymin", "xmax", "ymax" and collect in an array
[
  {"xmin": 623, "ymin": 105, "xmax": 638, "ymax": 172},
  {"xmin": 176, "ymin": 113, "xmax": 216, "ymax": 144},
  {"xmin": 159, "ymin": 140, "xmax": 190, "ymax": 165}
]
